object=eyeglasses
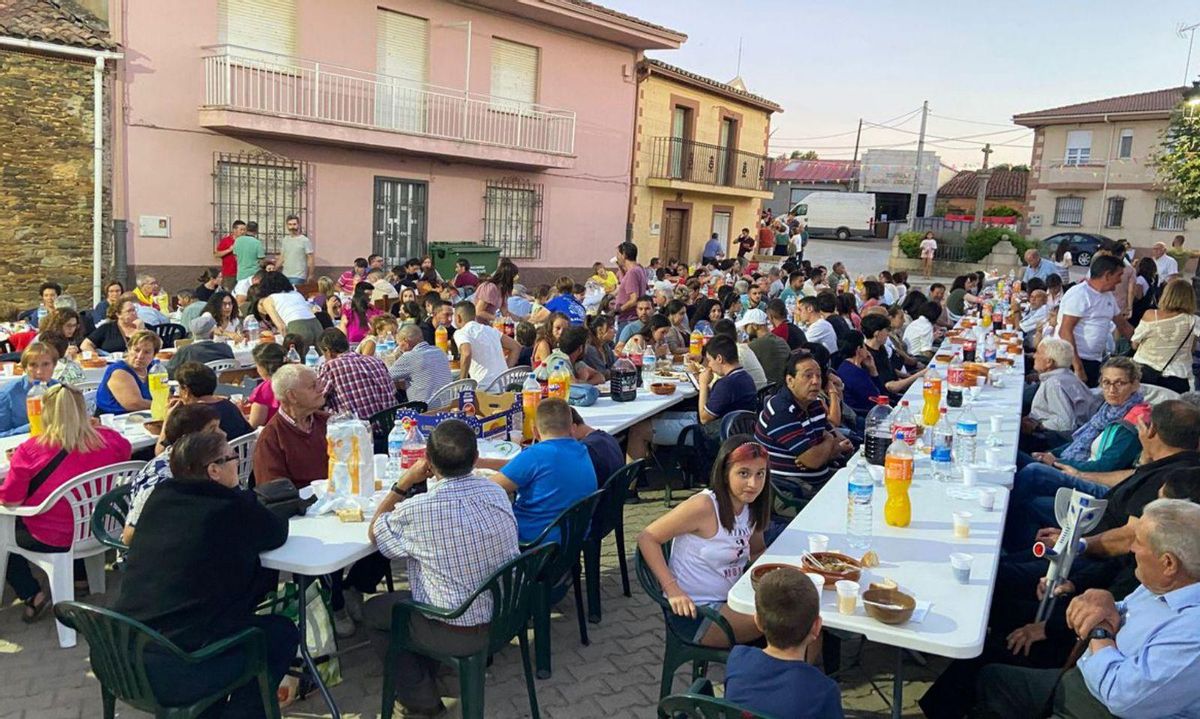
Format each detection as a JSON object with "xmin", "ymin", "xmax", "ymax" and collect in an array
[
  {"xmin": 210, "ymin": 454, "xmax": 239, "ymax": 465},
  {"xmin": 1100, "ymin": 379, "xmax": 1132, "ymax": 389}
]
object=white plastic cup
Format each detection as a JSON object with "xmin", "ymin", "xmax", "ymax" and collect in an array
[
  {"xmin": 81, "ymin": 350, "xmax": 94, "ymax": 361},
  {"xmin": 962, "ymin": 466, "xmax": 978, "ymax": 487},
  {"xmin": 978, "ymin": 487, "xmax": 998, "ymax": 511},
  {"xmin": 805, "ymin": 572, "xmax": 826, "ymax": 594},
  {"xmin": 808, "ymin": 534, "xmax": 830, "ymax": 553},
  {"xmin": 950, "ymin": 553, "xmax": 974, "ymax": 584},
  {"xmin": 373, "ymin": 455, "xmax": 389, "ymax": 482},
  {"xmin": 99, "ymin": 413, "xmax": 116, "ymax": 428},
  {"xmin": 952, "ymin": 511, "xmax": 973, "ymax": 539},
  {"xmin": 111, "ymin": 352, "xmax": 123, "ymax": 362},
  {"xmin": 1, "ymin": 363, "xmax": 12, "ymax": 378},
  {"xmin": 989, "ymin": 416, "xmax": 1003, "ymax": 433},
  {"xmin": 230, "ymin": 394, "xmax": 244, "ymax": 405},
  {"xmin": 835, "ymin": 580, "xmax": 860, "ymax": 615},
  {"xmin": 985, "ymin": 447, "xmax": 1001, "ymax": 465}
]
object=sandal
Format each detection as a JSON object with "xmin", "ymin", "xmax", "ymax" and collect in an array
[{"xmin": 21, "ymin": 592, "xmax": 50, "ymax": 624}]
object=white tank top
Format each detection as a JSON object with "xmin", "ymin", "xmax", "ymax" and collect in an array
[
  {"xmin": 668, "ymin": 489, "xmax": 752, "ymax": 604},
  {"xmin": 270, "ymin": 291, "xmax": 315, "ymax": 325}
]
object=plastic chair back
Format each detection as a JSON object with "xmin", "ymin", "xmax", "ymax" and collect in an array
[
  {"xmin": 427, "ymin": 378, "xmax": 477, "ymax": 409},
  {"xmin": 488, "ymin": 365, "xmax": 533, "ymax": 392},
  {"xmin": 39, "ymin": 461, "xmax": 145, "ymax": 555},
  {"xmin": 228, "ymin": 432, "xmax": 258, "ymax": 489},
  {"xmin": 81, "ymin": 387, "xmax": 99, "ymax": 416},
  {"xmin": 485, "ymin": 543, "xmax": 558, "ymax": 656},
  {"xmin": 524, "ymin": 490, "xmax": 603, "ymax": 584},
  {"xmin": 658, "ymin": 693, "xmax": 775, "ymax": 719},
  {"xmin": 149, "ymin": 323, "xmax": 187, "ymax": 349},
  {"xmin": 589, "ymin": 460, "xmax": 643, "ymax": 541},
  {"xmin": 719, "ymin": 411, "xmax": 757, "ymax": 441},
  {"xmin": 756, "ymin": 383, "xmax": 778, "ymax": 410},
  {"xmin": 92, "ymin": 484, "xmax": 133, "ymax": 552},
  {"xmin": 204, "ymin": 359, "xmax": 236, "ymax": 374}
]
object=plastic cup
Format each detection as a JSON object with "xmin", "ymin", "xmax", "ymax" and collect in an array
[
  {"xmin": 867, "ymin": 464, "xmax": 885, "ymax": 487},
  {"xmin": 985, "ymin": 447, "xmax": 1001, "ymax": 465},
  {"xmin": 99, "ymin": 413, "xmax": 116, "ymax": 428},
  {"xmin": 978, "ymin": 488, "xmax": 998, "ymax": 511},
  {"xmin": 989, "ymin": 416, "xmax": 1003, "ymax": 433},
  {"xmin": 230, "ymin": 394, "xmax": 244, "ymax": 405},
  {"xmin": 805, "ymin": 572, "xmax": 826, "ymax": 594},
  {"xmin": 808, "ymin": 534, "xmax": 830, "ymax": 553},
  {"xmin": 81, "ymin": 350, "xmax": 94, "ymax": 361},
  {"xmin": 962, "ymin": 466, "xmax": 978, "ymax": 487},
  {"xmin": 373, "ymin": 455, "xmax": 389, "ymax": 484},
  {"xmin": 952, "ymin": 511, "xmax": 973, "ymax": 539},
  {"xmin": 111, "ymin": 352, "xmax": 123, "ymax": 362},
  {"xmin": 1, "ymin": 363, "xmax": 12, "ymax": 378},
  {"xmin": 950, "ymin": 553, "xmax": 973, "ymax": 584},
  {"xmin": 835, "ymin": 580, "xmax": 860, "ymax": 614}
]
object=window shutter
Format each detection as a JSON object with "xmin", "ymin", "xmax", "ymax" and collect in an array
[
  {"xmin": 219, "ymin": 0, "xmax": 297, "ymax": 57},
  {"xmin": 1064, "ymin": 130, "xmax": 1092, "ymax": 166},
  {"xmin": 490, "ymin": 38, "xmax": 539, "ymax": 106},
  {"xmin": 376, "ymin": 10, "xmax": 428, "ymax": 83}
]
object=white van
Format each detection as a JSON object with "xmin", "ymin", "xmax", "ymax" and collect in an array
[{"xmin": 788, "ymin": 191, "xmax": 876, "ymax": 240}]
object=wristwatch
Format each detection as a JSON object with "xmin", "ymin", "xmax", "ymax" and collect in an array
[
  {"xmin": 1088, "ymin": 626, "xmax": 1114, "ymax": 641},
  {"xmin": 390, "ymin": 481, "xmax": 406, "ymax": 497}
]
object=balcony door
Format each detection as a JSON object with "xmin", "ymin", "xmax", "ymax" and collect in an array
[
  {"xmin": 669, "ymin": 105, "xmax": 693, "ymax": 179},
  {"xmin": 373, "ymin": 178, "xmax": 427, "ymax": 268},
  {"xmin": 717, "ymin": 117, "xmax": 738, "ymax": 186},
  {"xmin": 376, "ymin": 10, "xmax": 429, "ymax": 134}
]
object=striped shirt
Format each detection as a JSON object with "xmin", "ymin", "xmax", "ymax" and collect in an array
[
  {"xmin": 372, "ymin": 474, "xmax": 519, "ymax": 626},
  {"xmin": 389, "ymin": 341, "xmax": 452, "ymax": 405},
  {"xmin": 754, "ymin": 388, "xmax": 835, "ymax": 498},
  {"xmin": 317, "ymin": 351, "xmax": 395, "ymax": 420}
]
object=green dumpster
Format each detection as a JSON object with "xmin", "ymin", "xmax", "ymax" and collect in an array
[{"xmin": 428, "ymin": 242, "xmax": 502, "ymax": 280}]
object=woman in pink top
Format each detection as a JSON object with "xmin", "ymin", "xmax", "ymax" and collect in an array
[
  {"xmin": 0, "ymin": 384, "xmax": 131, "ymax": 621},
  {"xmin": 248, "ymin": 343, "xmax": 284, "ymax": 429},
  {"xmin": 473, "ymin": 259, "xmax": 518, "ymax": 324},
  {"xmin": 340, "ymin": 282, "xmax": 381, "ymax": 343}
]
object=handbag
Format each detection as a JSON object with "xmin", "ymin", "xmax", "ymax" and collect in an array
[
  {"xmin": 1135, "ymin": 325, "xmax": 1192, "ymax": 387},
  {"xmin": 253, "ymin": 477, "xmax": 307, "ymax": 520}
]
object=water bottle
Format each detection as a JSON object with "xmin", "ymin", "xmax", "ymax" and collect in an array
[
  {"xmin": 955, "ymin": 407, "xmax": 978, "ymax": 470},
  {"xmin": 285, "ymin": 344, "xmax": 302, "ymax": 364},
  {"xmin": 242, "ymin": 315, "xmax": 259, "ymax": 343},
  {"xmin": 932, "ymin": 407, "xmax": 955, "ymax": 483},
  {"xmin": 846, "ymin": 455, "xmax": 874, "ymax": 549},
  {"xmin": 642, "ymin": 347, "xmax": 656, "ymax": 388},
  {"xmin": 386, "ymin": 418, "xmax": 405, "ymax": 483},
  {"xmin": 863, "ymin": 396, "xmax": 892, "ymax": 466},
  {"xmin": 305, "ymin": 347, "xmax": 319, "ymax": 368}
]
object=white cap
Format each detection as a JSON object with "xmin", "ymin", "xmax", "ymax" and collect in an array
[{"xmin": 735, "ymin": 308, "xmax": 769, "ymax": 328}]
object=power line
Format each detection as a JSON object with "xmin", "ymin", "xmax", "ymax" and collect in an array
[
  {"xmin": 770, "ymin": 106, "xmax": 922, "ymax": 142},
  {"xmin": 862, "ymin": 122, "xmax": 1031, "ymax": 144},
  {"xmin": 928, "ymin": 112, "xmax": 1021, "ymax": 129}
]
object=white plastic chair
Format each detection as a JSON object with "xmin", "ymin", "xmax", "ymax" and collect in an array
[
  {"xmin": 205, "ymin": 359, "xmax": 236, "ymax": 374},
  {"xmin": 487, "ymin": 365, "xmax": 533, "ymax": 392},
  {"xmin": 427, "ymin": 378, "xmax": 478, "ymax": 409},
  {"xmin": 228, "ymin": 430, "xmax": 259, "ymax": 490},
  {"xmin": 80, "ymin": 388, "xmax": 98, "ymax": 416},
  {"xmin": 0, "ymin": 460, "xmax": 145, "ymax": 647}
]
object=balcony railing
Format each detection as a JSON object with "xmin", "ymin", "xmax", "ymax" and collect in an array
[
  {"xmin": 647, "ymin": 136, "xmax": 768, "ymax": 191},
  {"xmin": 202, "ymin": 46, "xmax": 576, "ymax": 156}
]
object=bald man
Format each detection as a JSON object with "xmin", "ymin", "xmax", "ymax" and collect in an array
[
  {"xmin": 1152, "ymin": 242, "xmax": 1180, "ymax": 282},
  {"xmin": 1020, "ymin": 289, "xmax": 1050, "ymax": 334},
  {"xmin": 1022, "ymin": 250, "xmax": 1056, "ymax": 284}
]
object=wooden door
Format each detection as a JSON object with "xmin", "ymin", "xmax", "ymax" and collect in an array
[{"xmin": 661, "ymin": 208, "xmax": 687, "ymax": 261}]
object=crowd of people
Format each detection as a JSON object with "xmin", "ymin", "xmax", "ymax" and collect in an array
[{"xmin": 3, "ymin": 215, "xmax": 1200, "ymax": 719}]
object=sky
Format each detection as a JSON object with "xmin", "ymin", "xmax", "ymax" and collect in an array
[{"xmin": 600, "ymin": 0, "xmax": 1200, "ymax": 169}]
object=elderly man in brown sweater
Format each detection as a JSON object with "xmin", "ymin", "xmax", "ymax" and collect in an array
[{"xmin": 253, "ymin": 363, "xmax": 329, "ymax": 489}]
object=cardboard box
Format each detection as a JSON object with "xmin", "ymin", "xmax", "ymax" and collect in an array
[{"xmin": 396, "ymin": 390, "xmax": 519, "ymax": 439}]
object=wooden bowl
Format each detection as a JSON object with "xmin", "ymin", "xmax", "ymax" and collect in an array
[
  {"xmin": 750, "ymin": 562, "xmax": 801, "ymax": 590},
  {"xmin": 649, "ymin": 382, "xmax": 676, "ymax": 396},
  {"xmin": 800, "ymin": 552, "xmax": 862, "ymax": 584},
  {"xmin": 862, "ymin": 587, "xmax": 916, "ymax": 625}
]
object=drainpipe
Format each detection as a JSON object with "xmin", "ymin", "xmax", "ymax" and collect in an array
[
  {"xmin": 1098, "ymin": 114, "xmax": 1115, "ymax": 234},
  {"xmin": 0, "ymin": 37, "xmax": 122, "ymax": 305}
]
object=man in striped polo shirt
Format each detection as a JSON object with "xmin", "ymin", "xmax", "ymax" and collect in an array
[{"xmin": 754, "ymin": 351, "xmax": 852, "ymax": 501}]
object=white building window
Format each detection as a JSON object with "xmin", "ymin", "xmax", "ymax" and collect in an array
[
  {"xmin": 1064, "ymin": 130, "xmax": 1092, "ymax": 166},
  {"xmin": 1054, "ymin": 196, "xmax": 1084, "ymax": 226},
  {"xmin": 219, "ymin": 0, "xmax": 296, "ymax": 59},
  {"xmin": 483, "ymin": 179, "xmax": 542, "ymax": 258},
  {"xmin": 376, "ymin": 10, "xmax": 429, "ymax": 132},
  {"xmin": 490, "ymin": 38, "xmax": 539, "ymax": 108},
  {"xmin": 1104, "ymin": 196, "xmax": 1124, "ymax": 228},
  {"xmin": 1117, "ymin": 129, "xmax": 1133, "ymax": 160},
  {"xmin": 1154, "ymin": 198, "xmax": 1186, "ymax": 231}
]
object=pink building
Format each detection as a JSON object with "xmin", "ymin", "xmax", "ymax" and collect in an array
[{"xmin": 107, "ymin": 0, "xmax": 683, "ymax": 287}]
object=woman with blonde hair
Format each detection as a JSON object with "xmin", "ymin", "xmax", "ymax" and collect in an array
[
  {"xmin": 0, "ymin": 342, "xmax": 60, "ymax": 436},
  {"xmin": 95, "ymin": 329, "xmax": 162, "ymax": 414},
  {"xmin": 1131, "ymin": 278, "xmax": 1200, "ymax": 393},
  {"xmin": 0, "ymin": 383, "xmax": 131, "ymax": 621},
  {"xmin": 357, "ymin": 314, "xmax": 400, "ymax": 358}
]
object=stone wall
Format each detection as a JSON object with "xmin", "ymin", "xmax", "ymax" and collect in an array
[{"xmin": 0, "ymin": 49, "xmax": 112, "ymax": 318}]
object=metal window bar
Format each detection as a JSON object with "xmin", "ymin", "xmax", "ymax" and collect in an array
[
  {"xmin": 482, "ymin": 178, "xmax": 543, "ymax": 259},
  {"xmin": 647, "ymin": 137, "xmax": 768, "ymax": 191},
  {"xmin": 1105, "ymin": 197, "xmax": 1125, "ymax": 228},
  {"xmin": 212, "ymin": 151, "xmax": 311, "ymax": 256},
  {"xmin": 1154, "ymin": 199, "xmax": 1186, "ymax": 231},
  {"xmin": 1054, "ymin": 197, "xmax": 1084, "ymax": 227}
]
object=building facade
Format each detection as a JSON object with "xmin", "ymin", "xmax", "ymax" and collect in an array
[
  {"xmin": 629, "ymin": 59, "xmax": 778, "ymax": 265},
  {"xmin": 106, "ymin": 0, "xmax": 683, "ymax": 288},
  {"xmin": 1014, "ymin": 87, "xmax": 1191, "ymax": 250},
  {"xmin": 935, "ymin": 168, "xmax": 1029, "ymax": 218},
  {"xmin": 859, "ymin": 149, "xmax": 940, "ymax": 222},
  {"xmin": 763, "ymin": 159, "xmax": 859, "ymax": 216}
]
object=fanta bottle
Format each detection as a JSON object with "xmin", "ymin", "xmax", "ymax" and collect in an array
[
  {"xmin": 547, "ymin": 363, "xmax": 571, "ymax": 401},
  {"xmin": 884, "ymin": 431, "xmax": 914, "ymax": 527},
  {"xmin": 435, "ymin": 324, "xmax": 450, "ymax": 353},
  {"xmin": 689, "ymin": 328, "xmax": 703, "ymax": 357},
  {"xmin": 921, "ymin": 377, "xmax": 942, "ymax": 427},
  {"xmin": 521, "ymin": 374, "xmax": 541, "ymax": 441},
  {"xmin": 26, "ymin": 381, "xmax": 45, "ymax": 437}
]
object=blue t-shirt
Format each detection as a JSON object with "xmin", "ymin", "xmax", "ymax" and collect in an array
[
  {"xmin": 544, "ymin": 294, "xmax": 586, "ymax": 326},
  {"xmin": 725, "ymin": 645, "xmax": 844, "ymax": 719},
  {"xmin": 705, "ymin": 367, "xmax": 758, "ymax": 419},
  {"xmin": 835, "ymin": 360, "xmax": 886, "ymax": 416},
  {"xmin": 500, "ymin": 437, "xmax": 596, "ymax": 544},
  {"xmin": 617, "ymin": 320, "xmax": 644, "ymax": 344},
  {"xmin": 96, "ymin": 361, "xmax": 151, "ymax": 415},
  {"xmin": 580, "ymin": 429, "xmax": 623, "ymax": 487}
]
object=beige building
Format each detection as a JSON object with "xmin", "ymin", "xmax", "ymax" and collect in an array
[
  {"xmin": 629, "ymin": 59, "xmax": 780, "ymax": 264},
  {"xmin": 1014, "ymin": 86, "xmax": 1191, "ymax": 251}
]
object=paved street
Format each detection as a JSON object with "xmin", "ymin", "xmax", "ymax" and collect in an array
[{"xmin": 0, "ymin": 485, "xmax": 948, "ymax": 719}]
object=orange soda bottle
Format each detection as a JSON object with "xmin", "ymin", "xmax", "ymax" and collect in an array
[
  {"xmin": 884, "ymin": 430, "xmax": 913, "ymax": 527},
  {"xmin": 921, "ymin": 377, "xmax": 942, "ymax": 426}
]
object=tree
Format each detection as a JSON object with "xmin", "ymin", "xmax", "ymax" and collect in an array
[
  {"xmin": 789, "ymin": 150, "xmax": 819, "ymax": 160},
  {"xmin": 1153, "ymin": 102, "xmax": 1200, "ymax": 219}
]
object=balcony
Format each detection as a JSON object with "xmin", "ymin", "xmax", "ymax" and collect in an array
[
  {"xmin": 200, "ymin": 46, "xmax": 576, "ymax": 169},
  {"xmin": 1037, "ymin": 159, "xmax": 1156, "ymax": 191},
  {"xmin": 644, "ymin": 137, "xmax": 772, "ymax": 198}
]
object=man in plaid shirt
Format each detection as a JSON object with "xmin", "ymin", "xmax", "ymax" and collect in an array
[
  {"xmin": 364, "ymin": 420, "xmax": 518, "ymax": 717},
  {"xmin": 315, "ymin": 328, "xmax": 396, "ymax": 421}
]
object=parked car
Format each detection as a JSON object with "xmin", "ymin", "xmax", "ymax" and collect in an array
[
  {"xmin": 788, "ymin": 191, "xmax": 876, "ymax": 240},
  {"xmin": 1039, "ymin": 232, "xmax": 1112, "ymax": 267}
]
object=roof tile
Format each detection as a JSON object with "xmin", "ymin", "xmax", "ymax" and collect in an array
[
  {"xmin": 559, "ymin": 0, "xmax": 685, "ymax": 39},
  {"xmin": 0, "ymin": 0, "xmax": 115, "ymax": 51},
  {"xmin": 937, "ymin": 168, "xmax": 1028, "ymax": 200},
  {"xmin": 1014, "ymin": 87, "xmax": 1187, "ymax": 124},
  {"xmin": 643, "ymin": 58, "xmax": 782, "ymax": 113}
]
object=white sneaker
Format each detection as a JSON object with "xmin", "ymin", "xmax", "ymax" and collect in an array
[
  {"xmin": 332, "ymin": 609, "xmax": 356, "ymax": 638},
  {"xmin": 344, "ymin": 588, "xmax": 364, "ymax": 623}
]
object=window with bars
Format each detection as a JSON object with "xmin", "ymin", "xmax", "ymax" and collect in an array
[
  {"xmin": 1104, "ymin": 196, "xmax": 1125, "ymax": 228},
  {"xmin": 483, "ymin": 178, "xmax": 542, "ymax": 259},
  {"xmin": 212, "ymin": 152, "xmax": 310, "ymax": 256},
  {"xmin": 1053, "ymin": 196, "xmax": 1084, "ymax": 226},
  {"xmin": 1154, "ymin": 198, "xmax": 1186, "ymax": 231}
]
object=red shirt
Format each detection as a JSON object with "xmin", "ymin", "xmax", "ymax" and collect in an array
[
  {"xmin": 217, "ymin": 234, "xmax": 236, "ymax": 278},
  {"xmin": 771, "ymin": 323, "xmax": 790, "ymax": 341},
  {"xmin": 757, "ymin": 226, "xmax": 775, "ymax": 250}
]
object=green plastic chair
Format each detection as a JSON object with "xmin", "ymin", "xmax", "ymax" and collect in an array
[
  {"xmin": 520, "ymin": 489, "xmax": 604, "ymax": 679},
  {"xmin": 381, "ymin": 543, "xmax": 556, "ymax": 719},
  {"xmin": 53, "ymin": 600, "xmax": 279, "ymax": 719},
  {"xmin": 583, "ymin": 460, "xmax": 643, "ymax": 624},
  {"xmin": 636, "ymin": 543, "xmax": 736, "ymax": 700},
  {"xmin": 91, "ymin": 484, "xmax": 134, "ymax": 552},
  {"xmin": 658, "ymin": 678, "xmax": 776, "ymax": 719}
]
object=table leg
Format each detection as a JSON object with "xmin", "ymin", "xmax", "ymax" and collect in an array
[
  {"xmin": 295, "ymin": 574, "xmax": 340, "ymax": 719},
  {"xmin": 892, "ymin": 647, "xmax": 903, "ymax": 719}
]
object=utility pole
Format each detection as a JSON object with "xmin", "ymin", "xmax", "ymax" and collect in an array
[
  {"xmin": 906, "ymin": 100, "xmax": 929, "ymax": 226},
  {"xmin": 973, "ymin": 143, "xmax": 994, "ymax": 229},
  {"xmin": 1180, "ymin": 22, "xmax": 1200, "ymax": 85},
  {"xmin": 852, "ymin": 118, "xmax": 863, "ymax": 163}
]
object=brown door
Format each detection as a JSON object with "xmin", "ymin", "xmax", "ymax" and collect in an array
[{"xmin": 661, "ymin": 208, "xmax": 687, "ymax": 261}]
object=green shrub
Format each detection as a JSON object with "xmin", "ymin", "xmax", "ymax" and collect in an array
[
  {"xmin": 1010, "ymin": 235, "xmax": 1038, "ymax": 258},
  {"xmin": 896, "ymin": 231, "xmax": 924, "ymax": 259},
  {"xmin": 963, "ymin": 227, "xmax": 1010, "ymax": 262},
  {"xmin": 983, "ymin": 205, "xmax": 1022, "ymax": 218}
]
